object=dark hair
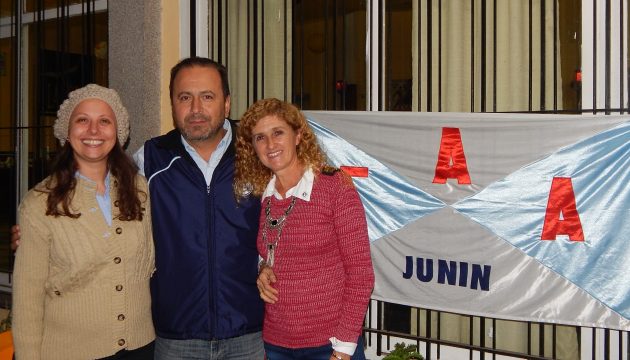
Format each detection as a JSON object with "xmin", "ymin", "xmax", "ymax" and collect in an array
[
  {"xmin": 169, "ymin": 57, "xmax": 230, "ymax": 101},
  {"xmin": 42, "ymin": 142, "xmax": 146, "ymax": 221}
]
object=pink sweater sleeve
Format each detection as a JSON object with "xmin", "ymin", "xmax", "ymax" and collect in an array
[{"xmin": 331, "ymin": 176, "xmax": 375, "ymax": 343}]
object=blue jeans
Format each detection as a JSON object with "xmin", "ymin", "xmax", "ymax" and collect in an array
[
  {"xmin": 264, "ymin": 336, "xmax": 366, "ymax": 360},
  {"xmin": 154, "ymin": 332, "xmax": 264, "ymax": 360}
]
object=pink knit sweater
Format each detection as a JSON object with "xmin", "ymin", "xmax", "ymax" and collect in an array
[{"xmin": 257, "ymin": 172, "xmax": 374, "ymax": 349}]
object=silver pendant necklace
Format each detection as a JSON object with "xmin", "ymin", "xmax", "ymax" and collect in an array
[{"xmin": 262, "ymin": 196, "xmax": 297, "ymax": 267}]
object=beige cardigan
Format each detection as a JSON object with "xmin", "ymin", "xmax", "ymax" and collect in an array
[{"xmin": 12, "ymin": 175, "xmax": 155, "ymax": 360}]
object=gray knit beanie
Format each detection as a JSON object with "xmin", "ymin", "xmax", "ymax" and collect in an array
[{"xmin": 53, "ymin": 84, "xmax": 130, "ymax": 146}]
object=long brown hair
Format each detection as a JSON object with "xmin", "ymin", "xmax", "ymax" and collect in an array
[{"xmin": 43, "ymin": 142, "xmax": 145, "ymax": 221}]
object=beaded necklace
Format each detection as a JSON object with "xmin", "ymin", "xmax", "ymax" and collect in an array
[{"xmin": 262, "ymin": 196, "xmax": 297, "ymax": 267}]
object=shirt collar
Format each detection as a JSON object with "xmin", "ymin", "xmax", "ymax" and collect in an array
[
  {"xmin": 76, "ymin": 171, "xmax": 111, "ymax": 190},
  {"xmin": 262, "ymin": 167, "xmax": 315, "ymax": 202},
  {"xmin": 180, "ymin": 118, "xmax": 231, "ymax": 162}
]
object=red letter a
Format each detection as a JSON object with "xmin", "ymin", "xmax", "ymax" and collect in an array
[
  {"xmin": 541, "ymin": 177, "xmax": 584, "ymax": 241},
  {"xmin": 432, "ymin": 127, "xmax": 471, "ymax": 184}
]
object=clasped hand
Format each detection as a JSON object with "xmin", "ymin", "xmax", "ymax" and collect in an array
[{"xmin": 256, "ymin": 265, "xmax": 279, "ymax": 304}]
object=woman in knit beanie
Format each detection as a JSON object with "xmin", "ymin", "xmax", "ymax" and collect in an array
[
  {"xmin": 12, "ymin": 84, "xmax": 155, "ymax": 359},
  {"xmin": 234, "ymin": 98, "xmax": 375, "ymax": 360}
]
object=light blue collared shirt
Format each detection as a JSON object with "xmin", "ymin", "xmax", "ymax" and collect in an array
[
  {"xmin": 77, "ymin": 171, "xmax": 112, "ymax": 226},
  {"xmin": 181, "ymin": 120, "xmax": 232, "ymax": 186},
  {"xmin": 133, "ymin": 119, "xmax": 232, "ymax": 188}
]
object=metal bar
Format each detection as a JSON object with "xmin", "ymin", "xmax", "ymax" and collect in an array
[
  {"xmin": 379, "ymin": 0, "xmax": 383, "ymax": 110},
  {"xmin": 540, "ymin": 0, "xmax": 546, "ymax": 111},
  {"xmin": 327, "ymin": 0, "xmax": 331, "ymax": 109},
  {"xmin": 480, "ymin": 316, "xmax": 486, "ymax": 359},
  {"xmin": 528, "ymin": 0, "xmax": 532, "ymax": 111},
  {"xmin": 437, "ymin": 310, "xmax": 441, "ymax": 359},
  {"xmin": 90, "ymin": 0, "xmax": 96, "ymax": 82},
  {"xmin": 92, "ymin": 0, "xmax": 97, "ymax": 83},
  {"xmin": 418, "ymin": 0, "xmax": 422, "ymax": 111},
  {"xmin": 384, "ymin": 0, "xmax": 389, "ymax": 110},
  {"xmin": 481, "ymin": 0, "xmax": 486, "ymax": 112},
  {"xmin": 247, "ymin": 0, "xmax": 251, "ymax": 104},
  {"xmin": 35, "ymin": 0, "xmax": 43, "ymax": 180},
  {"xmin": 553, "ymin": 0, "xmax": 558, "ymax": 111},
  {"xmin": 56, "ymin": 0, "xmax": 62, "ymax": 92},
  {"xmin": 627, "ymin": 0, "xmax": 630, "ymax": 114},
  {"xmin": 605, "ymin": 328, "xmax": 610, "ymax": 360},
  {"xmin": 217, "ymin": 0, "xmax": 222, "ymax": 63},
  {"xmin": 492, "ymin": 318, "xmax": 497, "ymax": 360},
  {"xmin": 364, "ymin": 328, "xmax": 553, "ymax": 359},
  {"xmin": 299, "ymin": 0, "xmax": 304, "ymax": 108},
  {"xmin": 620, "ymin": 330, "xmax": 624, "ymax": 360},
  {"xmin": 210, "ymin": 0, "xmax": 214, "ymax": 58},
  {"xmin": 341, "ymin": 0, "xmax": 346, "ymax": 110},
  {"xmin": 190, "ymin": 0, "xmax": 196, "ymax": 57},
  {"xmin": 606, "ymin": 0, "xmax": 611, "ymax": 114},
  {"xmin": 592, "ymin": 328, "xmax": 597, "ymax": 360},
  {"xmin": 417, "ymin": 307, "xmax": 422, "ymax": 355},
  {"xmin": 260, "ymin": 0, "xmax": 264, "ymax": 100},
  {"xmin": 470, "ymin": 0, "xmax": 474, "ymax": 112},
  {"xmin": 253, "ymin": 0, "xmax": 259, "ymax": 102},
  {"xmin": 469, "ymin": 316, "xmax": 474, "ymax": 360},
  {"xmin": 527, "ymin": 322, "xmax": 532, "ymax": 356},
  {"xmin": 426, "ymin": 310, "xmax": 432, "ymax": 360},
  {"xmin": 593, "ymin": 0, "xmax": 597, "ymax": 114},
  {"xmin": 376, "ymin": 300, "xmax": 382, "ymax": 355},
  {"xmin": 427, "ymin": 0, "xmax": 432, "ymax": 112},
  {"xmin": 493, "ymin": 0, "xmax": 496, "ymax": 112},
  {"xmin": 14, "ymin": 0, "xmax": 24, "ymax": 208},
  {"xmin": 283, "ymin": 0, "xmax": 287, "ymax": 101},
  {"xmin": 539, "ymin": 323, "xmax": 544, "ymax": 357},
  {"xmin": 552, "ymin": 324, "xmax": 556, "ymax": 359},
  {"xmin": 577, "ymin": 326, "xmax": 582, "ymax": 358},
  {"xmin": 225, "ymin": 0, "xmax": 229, "ymax": 69},
  {"xmin": 438, "ymin": 0, "xmax": 442, "ymax": 112},
  {"xmin": 366, "ymin": 301, "xmax": 372, "ymax": 347},
  {"xmin": 619, "ymin": 0, "xmax": 628, "ymax": 113}
]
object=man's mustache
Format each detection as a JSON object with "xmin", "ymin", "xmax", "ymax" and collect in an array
[{"xmin": 185, "ymin": 113, "xmax": 210, "ymax": 122}]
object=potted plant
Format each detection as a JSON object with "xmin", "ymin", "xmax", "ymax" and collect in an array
[{"xmin": 382, "ymin": 342, "xmax": 424, "ymax": 360}]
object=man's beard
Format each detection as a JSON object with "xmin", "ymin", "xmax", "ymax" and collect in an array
[{"xmin": 180, "ymin": 113, "xmax": 220, "ymax": 142}]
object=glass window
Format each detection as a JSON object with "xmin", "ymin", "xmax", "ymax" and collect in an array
[
  {"xmin": 0, "ymin": 0, "xmax": 107, "ymax": 273},
  {"xmin": 384, "ymin": 0, "xmax": 412, "ymax": 111},
  {"xmin": 292, "ymin": 0, "xmax": 366, "ymax": 110}
]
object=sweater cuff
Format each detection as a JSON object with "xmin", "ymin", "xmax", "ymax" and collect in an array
[{"xmin": 329, "ymin": 337, "xmax": 357, "ymax": 356}]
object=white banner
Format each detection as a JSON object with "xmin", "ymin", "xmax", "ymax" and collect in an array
[{"xmin": 304, "ymin": 111, "xmax": 630, "ymax": 330}]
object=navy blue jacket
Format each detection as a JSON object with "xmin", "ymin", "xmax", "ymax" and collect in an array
[{"xmin": 143, "ymin": 125, "xmax": 263, "ymax": 340}]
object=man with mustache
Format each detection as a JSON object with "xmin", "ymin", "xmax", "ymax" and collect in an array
[{"xmin": 135, "ymin": 57, "xmax": 264, "ymax": 359}]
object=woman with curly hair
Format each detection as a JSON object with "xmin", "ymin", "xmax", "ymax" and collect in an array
[
  {"xmin": 12, "ymin": 84, "xmax": 155, "ymax": 359},
  {"xmin": 234, "ymin": 98, "xmax": 374, "ymax": 360}
]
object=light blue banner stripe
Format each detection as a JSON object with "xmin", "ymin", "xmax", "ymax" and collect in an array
[
  {"xmin": 454, "ymin": 121, "xmax": 630, "ymax": 318},
  {"xmin": 308, "ymin": 118, "xmax": 446, "ymax": 242}
]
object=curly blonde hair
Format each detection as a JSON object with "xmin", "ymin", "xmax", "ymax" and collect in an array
[{"xmin": 234, "ymin": 98, "xmax": 329, "ymax": 199}]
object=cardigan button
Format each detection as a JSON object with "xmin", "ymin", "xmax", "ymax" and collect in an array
[
  {"xmin": 117, "ymin": 339, "xmax": 126, "ymax": 346},
  {"xmin": 115, "ymin": 284, "xmax": 123, "ymax": 291},
  {"xmin": 54, "ymin": 290, "xmax": 61, "ymax": 296},
  {"xmin": 115, "ymin": 227, "xmax": 123, "ymax": 234},
  {"xmin": 113, "ymin": 257, "xmax": 121, "ymax": 264},
  {"xmin": 117, "ymin": 314, "xmax": 126, "ymax": 321},
  {"xmin": 114, "ymin": 200, "xmax": 120, "ymax": 207}
]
